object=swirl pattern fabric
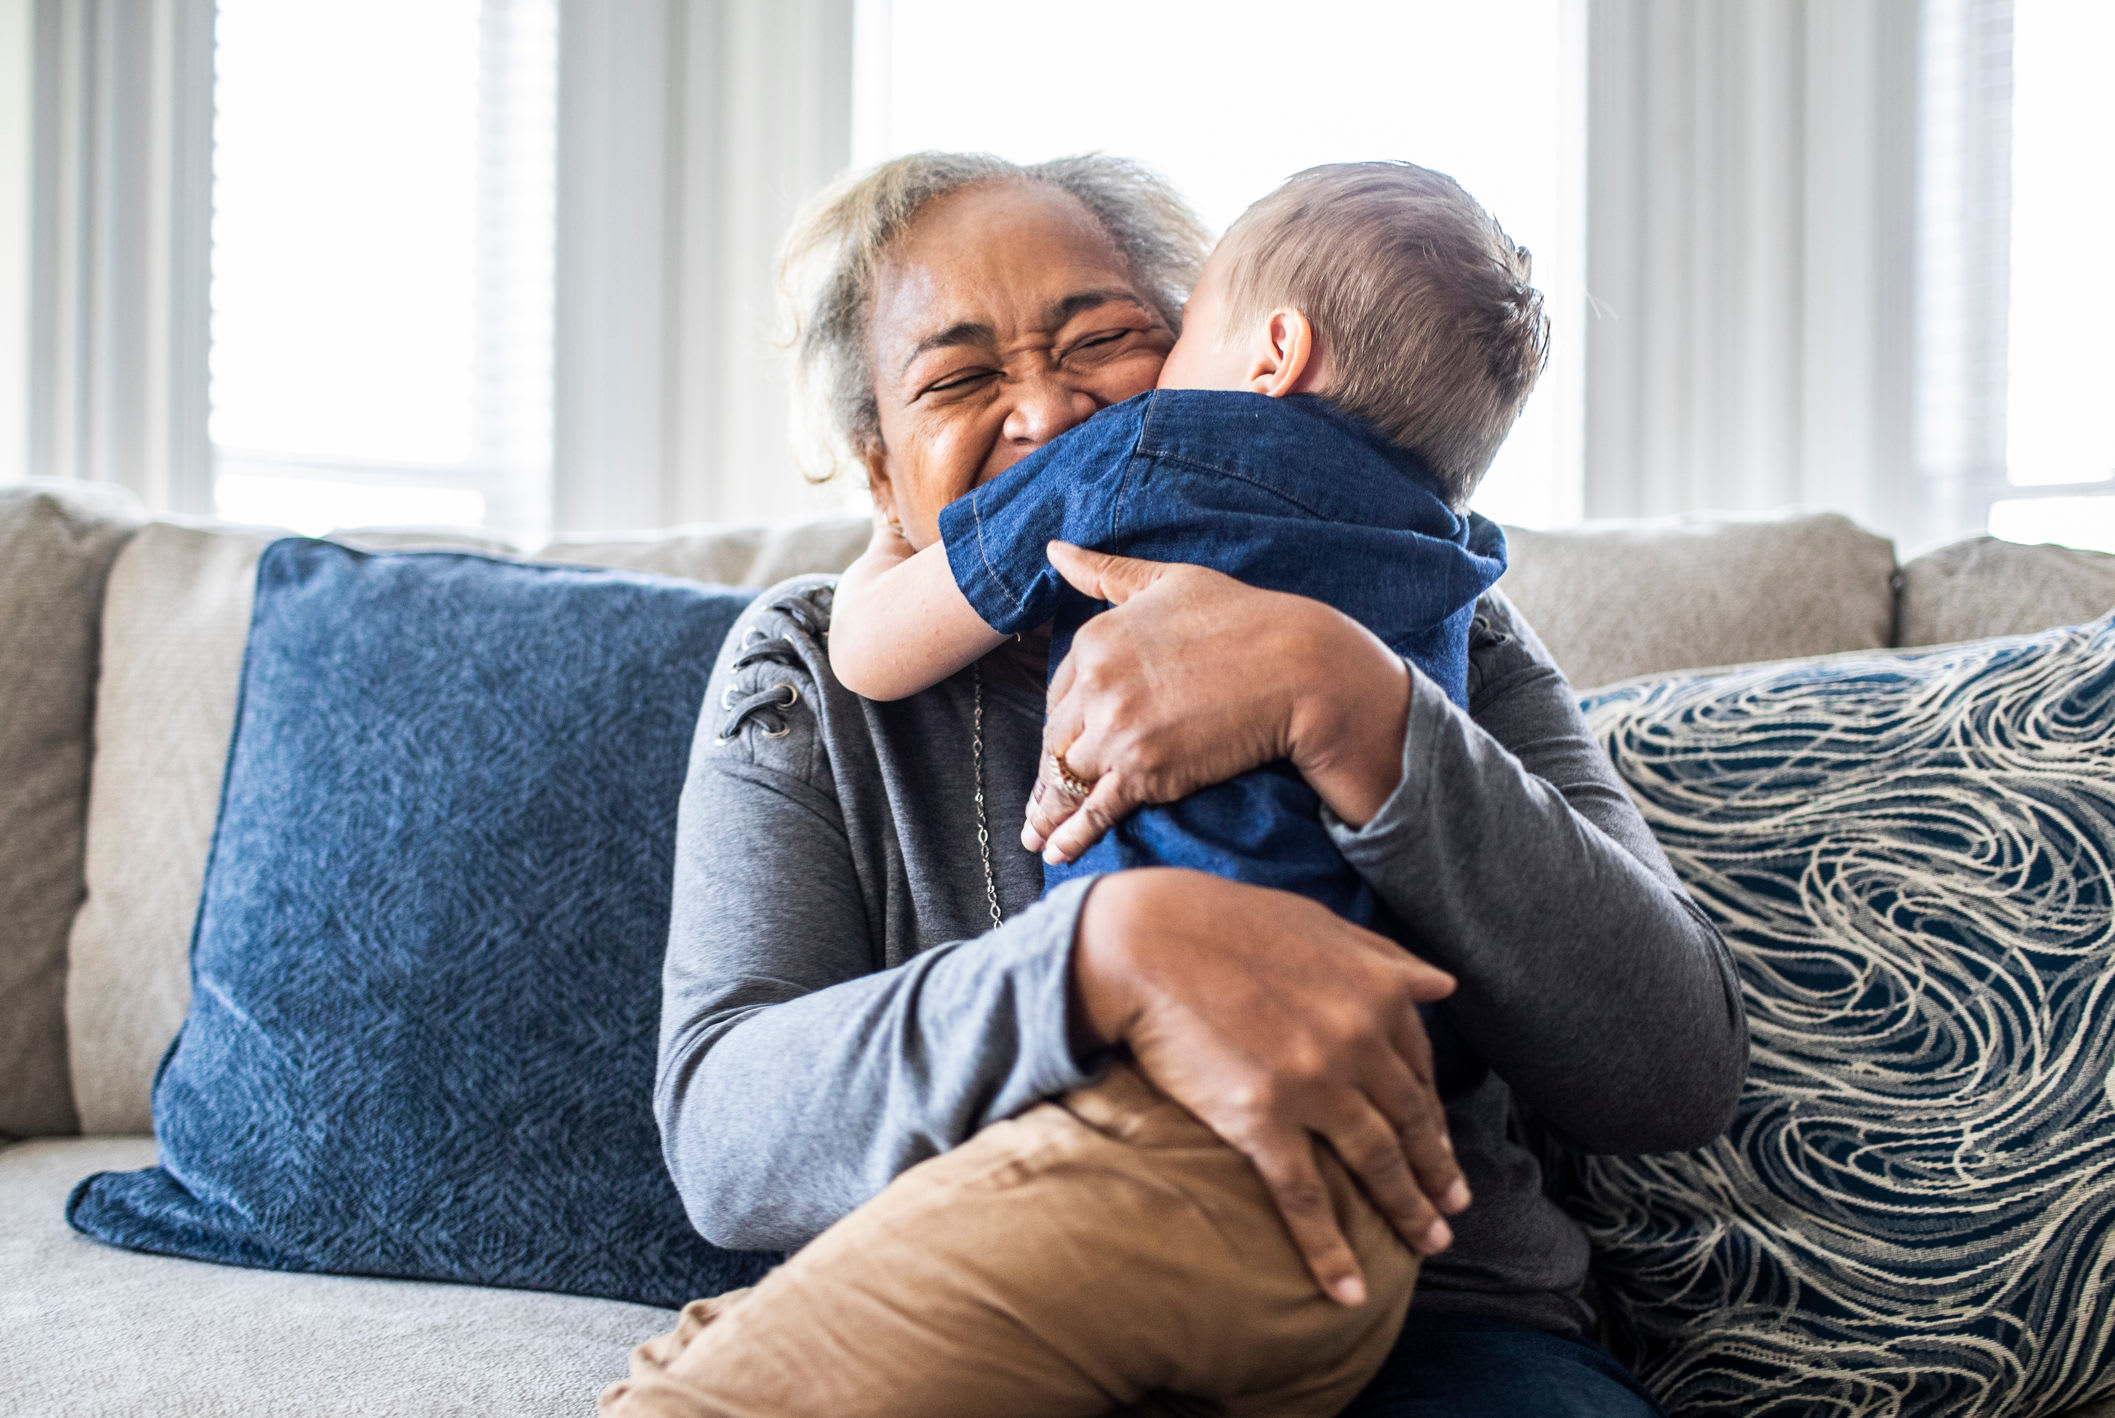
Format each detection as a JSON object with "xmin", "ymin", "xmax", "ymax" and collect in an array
[
  {"xmin": 67, "ymin": 539, "xmax": 776, "ymax": 1307},
  {"xmin": 1567, "ymin": 612, "xmax": 2115, "ymax": 1418}
]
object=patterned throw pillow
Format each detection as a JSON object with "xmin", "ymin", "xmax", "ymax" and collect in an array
[
  {"xmin": 1566, "ymin": 613, "xmax": 2115, "ymax": 1417},
  {"xmin": 68, "ymin": 539, "xmax": 776, "ymax": 1307}
]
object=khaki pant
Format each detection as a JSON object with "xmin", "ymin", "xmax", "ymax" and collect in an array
[{"xmin": 599, "ymin": 1064, "xmax": 1418, "ymax": 1418}]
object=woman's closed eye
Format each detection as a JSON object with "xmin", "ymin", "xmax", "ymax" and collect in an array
[
  {"xmin": 917, "ymin": 367, "xmax": 999, "ymax": 398},
  {"xmin": 1060, "ymin": 328, "xmax": 1147, "ymax": 364}
]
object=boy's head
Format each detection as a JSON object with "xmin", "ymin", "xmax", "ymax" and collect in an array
[{"xmin": 1157, "ymin": 162, "xmax": 1549, "ymax": 508}]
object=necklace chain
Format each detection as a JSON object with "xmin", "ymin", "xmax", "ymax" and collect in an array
[{"xmin": 971, "ymin": 663, "xmax": 1005, "ymax": 931}]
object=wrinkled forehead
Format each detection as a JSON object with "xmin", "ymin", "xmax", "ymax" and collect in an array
[{"xmin": 867, "ymin": 182, "xmax": 1151, "ymax": 373}]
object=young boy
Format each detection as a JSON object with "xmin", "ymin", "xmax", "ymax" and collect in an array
[
  {"xmin": 600, "ymin": 162, "xmax": 1548, "ymax": 1418},
  {"xmin": 826, "ymin": 161, "xmax": 1527, "ymax": 926}
]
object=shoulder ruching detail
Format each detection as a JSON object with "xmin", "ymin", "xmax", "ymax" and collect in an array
[{"xmin": 712, "ymin": 581, "xmax": 834, "ymax": 763}]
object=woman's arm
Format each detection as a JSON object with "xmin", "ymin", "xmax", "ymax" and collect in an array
[
  {"xmin": 1023, "ymin": 548, "xmax": 1746, "ymax": 1154},
  {"xmin": 1322, "ymin": 590, "xmax": 1748, "ymax": 1154},
  {"xmin": 658, "ymin": 599, "xmax": 1096, "ymax": 1250},
  {"xmin": 829, "ymin": 520, "xmax": 1003, "ymax": 701}
]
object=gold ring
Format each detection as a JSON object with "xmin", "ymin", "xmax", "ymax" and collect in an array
[{"xmin": 1049, "ymin": 750, "xmax": 1094, "ymax": 800}]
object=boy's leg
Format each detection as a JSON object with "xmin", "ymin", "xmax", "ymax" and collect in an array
[{"xmin": 598, "ymin": 1064, "xmax": 1418, "ymax": 1418}]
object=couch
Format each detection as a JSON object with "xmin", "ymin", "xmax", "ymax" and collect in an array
[{"xmin": 4, "ymin": 478, "xmax": 2113, "ymax": 1417}]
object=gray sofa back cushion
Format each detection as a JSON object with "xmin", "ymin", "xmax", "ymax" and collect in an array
[
  {"xmin": 65, "ymin": 523, "xmax": 272, "ymax": 1135},
  {"xmin": 50, "ymin": 501, "xmax": 2115, "ymax": 1140},
  {"xmin": 535, "ymin": 515, "xmax": 871, "ymax": 587},
  {"xmin": 0, "ymin": 483, "xmax": 145, "ymax": 1138},
  {"xmin": 1896, "ymin": 536, "xmax": 2115, "ymax": 648},
  {"xmin": 1498, "ymin": 511, "xmax": 1899, "ymax": 692}
]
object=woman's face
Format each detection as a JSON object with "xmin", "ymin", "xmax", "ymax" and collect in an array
[{"xmin": 863, "ymin": 182, "xmax": 1177, "ymax": 548}]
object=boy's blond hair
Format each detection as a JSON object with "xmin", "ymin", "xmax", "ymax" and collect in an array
[{"xmin": 1220, "ymin": 162, "xmax": 1549, "ymax": 507}]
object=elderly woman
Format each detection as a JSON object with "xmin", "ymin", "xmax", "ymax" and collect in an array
[{"xmin": 642, "ymin": 152, "xmax": 1745, "ymax": 1417}]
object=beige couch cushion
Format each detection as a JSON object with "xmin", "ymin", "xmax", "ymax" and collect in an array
[
  {"xmin": 1498, "ymin": 511, "xmax": 1899, "ymax": 692},
  {"xmin": 0, "ymin": 1136, "xmax": 675, "ymax": 1416},
  {"xmin": 0, "ymin": 482, "xmax": 146, "ymax": 1139},
  {"xmin": 1896, "ymin": 535, "xmax": 2115, "ymax": 648},
  {"xmin": 331, "ymin": 527, "xmax": 521, "ymax": 556},
  {"xmin": 65, "ymin": 523, "xmax": 273, "ymax": 1135},
  {"xmin": 537, "ymin": 514, "xmax": 869, "ymax": 586}
]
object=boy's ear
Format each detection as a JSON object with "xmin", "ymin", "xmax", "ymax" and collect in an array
[{"xmin": 1245, "ymin": 307, "xmax": 1326, "ymax": 399}]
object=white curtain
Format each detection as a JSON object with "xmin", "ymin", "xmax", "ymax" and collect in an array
[
  {"xmin": 552, "ymin": 0, "xmax": 856, "ymax": 535},
  {"xmin": 28, "ymin": 0, "xmax": 213, "ymax": 510},
  {"xmin": 1583, "ymin": 0, "xmax": 1930, "ymax": 541}
]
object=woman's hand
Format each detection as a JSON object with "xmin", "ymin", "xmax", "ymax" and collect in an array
[
  {"xmin": 1025, "ymin": 543, "xmax": 1414, "ymax": 863},
  {"xmin": 1073, "ymin": 868, "xmax": 1472, "ymax": 1306}
]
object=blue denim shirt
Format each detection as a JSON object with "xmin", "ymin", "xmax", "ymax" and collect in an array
[{"xmin": 937, "ymin": 389, "xmax": 1506, "ymax": 921}]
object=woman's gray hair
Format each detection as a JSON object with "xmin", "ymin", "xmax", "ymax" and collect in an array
[{"xmin": 778, "ymin": 152, "xmax": 1210, "ymax": 479}]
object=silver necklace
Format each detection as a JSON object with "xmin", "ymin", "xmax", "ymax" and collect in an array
[{"xmin": 971, "ymin": 662, "xmax": 1004, "ymax": 931}]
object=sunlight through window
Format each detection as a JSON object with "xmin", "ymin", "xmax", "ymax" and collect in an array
[
  {"xmin": 1997, "ymin": 0, "xmax": 2115, "ymax": 549},
  {"xmin": 210, "ymin": 0, "xmax": 555, "ymax": 540}
]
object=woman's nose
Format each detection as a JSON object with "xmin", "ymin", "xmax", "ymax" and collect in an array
[{"xmin": 1001, "ymin": 371, "xmax": 1100, "ymax": 450}]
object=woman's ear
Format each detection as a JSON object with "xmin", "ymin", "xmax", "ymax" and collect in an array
[
  {"xmin": 1245, "ymin": 307, "xmax": 1325, "ymax": 399},
  {"xmin": 859, "ymin": 439, "xmax": 901, "ymax": 528}
]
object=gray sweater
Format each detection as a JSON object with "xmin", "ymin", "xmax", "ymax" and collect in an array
[{"xmin": 657, "ymin": 577, "xmax": 1746, "ymax": 1335}]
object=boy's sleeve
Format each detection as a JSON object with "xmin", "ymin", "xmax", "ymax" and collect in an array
[{"xmin": 936, "ymin": 404, "xmax": 1141, "ymax": 636}]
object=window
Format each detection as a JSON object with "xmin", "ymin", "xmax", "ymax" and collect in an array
[
  {"xmin": 1987, "ymin": 0, "xmax": 2115, "ymax": 550},
  {"xmin": 852, "ymin": 0, "xmax": 1586, "ymax": 530},
  {"xmin": 209, "ymin": 0, "xmax": 556, "ymax": 542}
]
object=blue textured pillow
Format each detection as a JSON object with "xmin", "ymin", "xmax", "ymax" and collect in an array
[
  {"xmin": 1563, "ymin": 613, "xmax": 2115, "ymax": 1417},
  {"xmin": 67, "ymin": 539, "xmax": 775, "ymax": 1307}
]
